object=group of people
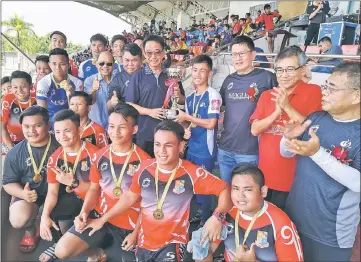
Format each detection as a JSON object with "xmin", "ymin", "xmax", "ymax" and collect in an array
[{"xmin": 1, "ymin": 19, "xmax": 360, "ymax": 262}]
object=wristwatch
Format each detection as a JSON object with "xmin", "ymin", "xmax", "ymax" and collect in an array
[
  {"xmin": 70, "ymin": 178, "xmax": 80, "ymax": 189},
  {"xmin": 213, "ymin": 210, "xmax": 226, "ymax": 223}
]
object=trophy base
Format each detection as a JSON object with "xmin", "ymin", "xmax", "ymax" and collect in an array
[{"xmin": 164, "ymin": 109, "xmax": 178, "ymax": 120}]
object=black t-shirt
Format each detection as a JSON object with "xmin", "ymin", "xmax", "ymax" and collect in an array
[
  {"xmin": 2, "ymin": 135, "xmax": 60, "ymax": 196},
  {"xmin": 306, "ymin": 2, "xmax": 330, "ymax": 24}
]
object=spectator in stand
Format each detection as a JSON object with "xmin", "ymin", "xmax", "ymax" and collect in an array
[
  {"xmin": 78, "ymin": 33, "xmax": 107, "ymax": 81},
  {"xmin": 282, "ymin": 62, "xmax": 360, "ymax": 262},
  {"xmin": 206, "ymin": 24, "xmax": 216, "ymax": 46},
  {"xmin": 179, "ymin": 28, "xmax": 186, "ymax": 40},
  {"xmin": 111, "ymin": 34, "xmax": 127, "ymax": 70},
  {"xmin": 171, "ymin": 35, "xmax": 189, "ymax": 55},
  {"xmin": 1, "ymin": 76, "xmax": 11, "ymax": 96},
  {"xmin": 309, "ymin": 36, "xmax": 343, "ymax": 73},
  {"xmin": 258, "ymin": 4, "xmax": 282, "ymax": 53},
  {"xmin": 171, "ymin": 21, "xmax": 177, "ymax": 32},
  {"xmin": 218, "ymin": 36, "xmax": 277, "ymax": 184},
  {"xmin": 255, "ymin": 10, "xmax": 263, "ymax": 30},
  {"xmin": 50, "ymin": 31, "xmax": 78, "ymax": 77},
  {"xmin": 231, "ymin": 16, "xmax": 242, "ymax": 37},
  {"xmin": 244, "ymin": 13, "xmax": 253, "ymax": 34},
  {"xmin": 212, "ymin": 35, "xmax": 221, "ymax": 49},
  {"xmin": 107, "ymin": 43, "xmax": 143, "ymax": 109},
  {"xmin": 239, "ymin": 18, "xmax": 247, "ymax": 35},
  {"xmin": 33, "ymin": 55, "xmax": 52, "ymax": 94},
  {"xmin": 250, "ymin": 46, "xmax": 322, "ymax": 210}
]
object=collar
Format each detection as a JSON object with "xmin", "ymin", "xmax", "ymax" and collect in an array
[
  {"xmin": 289, "ymin": 80, "xmax": 306, "ymax": 95},
  {"xmin": 144, "ymin": 64, "xmax": 164, "ymax": 76},
  {"xmin": 239, "ymin": 201, "xmax": 268, "ymax": 221},
  {"xmin": 157, "ymin": 159, "xmax": 182, "ymax": 174},
  {"xmin": 97, "ymin": 73, "xmax": 113, "ymax": 82}
]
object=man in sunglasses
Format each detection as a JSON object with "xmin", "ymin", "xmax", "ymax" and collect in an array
[
  {"xmin": 250, "ymin": 46, "xmax": 322, "ymax": 210},
  {"xmin": 84, "ymin": 51, "xmax": 115, "ymax": 129}
]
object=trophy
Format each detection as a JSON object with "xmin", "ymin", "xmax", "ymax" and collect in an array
[{"xmin": 163, "ymin": 66, "xmax": 185, "ymax": 120}]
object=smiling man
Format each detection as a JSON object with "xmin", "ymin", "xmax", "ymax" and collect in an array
[
  {"xmin": 198, "ymin": 164, "xmax": 303, "ymax": 262},
  {"xmin": 2, "ymin": 71, "xmax": 37, "ymax": 150},
  {"xmin": 36, "ymin": 48, "xmax": 83, "ymax": 127},
  {"xmin": 111, "ymin": 34, "xmax": 127, "ymax": 67},
  {"xmin": 250, "ymin": 46, "xmax": 322, "ymax": 209}
]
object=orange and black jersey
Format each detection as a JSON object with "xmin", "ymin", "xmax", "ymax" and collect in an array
[
  {"xmin": 1, "ymin": 93, "xmax": 37, "ymax": 142},
  {"xmin": 222, "ymin": 202, "xmax": 303, "ymax": 262},
  {"xmin": 80, "ymin": 120, "xmax": 108, "ymax": 149},
  {"xmin": 47, "ymin": 141, "xmax": 98, "ymax": 199},
  {"xmin": 90, "ymin": 144, "xmax": 150, "ymax": 230}
]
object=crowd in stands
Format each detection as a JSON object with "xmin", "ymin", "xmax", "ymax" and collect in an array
[{"xmin": 0, "ymin": 3, "xmax": 360, "ymax": 262}]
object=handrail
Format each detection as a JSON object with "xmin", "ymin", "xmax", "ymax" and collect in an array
[
  {"xmin": 219, "ymin": 52, "xmax": 361, "ymax": 60},
  {"xmin": 1, "ymin": 32, "xmax": 35, "ymax": 65}
]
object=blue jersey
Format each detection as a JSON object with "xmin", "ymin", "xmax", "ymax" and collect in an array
[
  {"xmin": 78, "ymin": 59, "xmax": 97, "ymax": 81},
  {"xmin": 285, "ymin": 111, "xmax": 360, "ymax": 248},
  {"xmin": 36, "ymin": 73, "xmax": 83, "ymax": 123},
  {"xmin": 185, "ymin": 87, "xmax": 222, "ymax": 158}
]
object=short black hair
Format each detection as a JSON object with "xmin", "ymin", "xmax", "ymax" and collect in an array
[
  {"xmin": 124, "ymin": 43, "xmax": 142, "ymax": 57},
  {"xmin": 50, "ymin": 31, "xmax": 67, "ymax": 44},
  {"xmin": 90, "ymin": 33, "xmax": 108, "ymax": 46},
  {"xmin": 143, "ymin": 35, "xmax": 165, "ymax": 50},
  {"xmin": 191, "ymin": 54, "xmax": 213, "ymax": 70},
  {"xmin": 108, "ymin": 102, "xmax": 139, "ymax": 126},
  {"xmin": 231, "ymin": 164, "xmax": 265, "ymax": 188},
  {"xmin": 111, "ymin": 34, "xmax": 128, "ymax": 46},
  {"xmin": 154, "ymin": 120, "xmax": 185, "ymax": 142},
  {"xmin": 246, "ymin": 13, "xmax": 251, "ymax": 16},
  {"xmin": 264, "ymin": 4, "xmax": 271, "ymax": 9},
  {"xmin": 19, "ymin": 106, "xmax": 49, "ymax": 125},
  {"xmin": 1, "ymin": 76, "xmax": 10, "ymax": 85},
  {"xmin": 318, "ymin": 36, "xmax": 332, "ymax": 44},
  {"xmin": 35, "ymin": 55, "xmax": 49, "ymax": 64},
  {"xmin": 10, "ymin": 70, "xmax": 32, "ymax": 86},
  {"xmin": 231, "ymin": 35, "xmax": 255, "ymax": 51},
  {"xmin": 332, "ymin": 62, "xmax": 361, "ymax": 90},
  {"xmin": 53, "ymin": 109, "xmax": 80, "ymax": 127},
  {"xmin": 214, "ymin": 34, "xmax": 221, "ymax": 40},
  {"xmin": 258, "ymin": 10, "xmax": 262, "ymax": 13},
  {"xmin": 49, "ymin": 48, "xmax": 69, "ymax": 63},
  {"xmin": 69, "ymin": 91, "xmax": 92, "ymax": 106}
]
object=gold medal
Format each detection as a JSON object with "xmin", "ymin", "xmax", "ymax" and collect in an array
[
  {"xmin": 33, "ymin": 174, "xmax": 42, "ymax": 183},
  {"xmin": 92, "ymin": 59, "xmax": 97, "ymax": 65},
  {"xmin": 153, "ymin": 209, "xmax": 164, "ymax": 220},
  {"xmin": 60, "ymin": 80, "xmax": 68, "ymax": 88},
  {"xmin": 65, "ymin": 185, "xmax": 72, "ymax": 193},
  {"xmin": 113, "ymin": 187, "xmax": 122, "ymax": 197},
  {"xmin": 63, "ymin": 144, "xmax": 83, "ymax": 193}
]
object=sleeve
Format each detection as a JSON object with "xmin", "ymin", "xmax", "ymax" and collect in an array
[
  {"xmin": 249, "ymin": 91, "xmax": 268, "ymax": 123},
  {"xmin": 107, "ymin": 77, "xmax": 120, "ymax": 101},
  {"xmin": 219, "ymin": 80, "xmax": 226, "ymax": 106},
  {"xmin": 259, "ymin": 14, "xmax": 265, "ymax": 23},
  {"xmin": 272, "ymin": 12, "xmax": 281, "ymax": 18},
  {"xmin": 193, "ymin": 167, "xmax": 227, "ymax": 196},
  {"xmin": 96, "ymin": 128, "xmax": 108, "ymax": 148},
  {"xmin": 129, "ymin": 168, "xmax": 142, "ymax": 194},
  {"xmin": 36, "ymin": 79, "xmax": 50, "ymax": 100},
  {"xmin": 78, "ymin": 62, "xmax": 85, "ymax": 81},
  {"xmin": 75, "ymin": 79, "xmax": 83, "ymax": 91},
  {"xmin": 185, "ymin": 97, "xmax": 189, "ymax": 114},
  {"xmin": 275, "ymin": 218, "xmax": 304, "ymax": 261},
  {"xmin": 2, "ymin": 151, "xmax": 22, "ymax": 185},
  {"xmin": 89, "ymin": 157, "xmax": 102, "ymax": 183},
  {"xmin": 1, "ymin": 96, "xmax": 11, "ymax": 124},
  {"xmin": 83, "ymin": 76, "xmax": 93, "ymax": 94},
  {"xmin": 322, "ymin": 2, "xmax": 331, "ymax": 14},
  {"xmin": 124, "ymin": 73, "xmax": 140, "ymax": 103},
  {"xmin": 46, "ymin": 153, "xmax": 59, "ymax": 184},
  {"xmin": 306, "ymin": 6, "xmax": 313, "ymax": 15},
  {"xmin": 207, "ymin": 91, "xmax": 222, "ymax": 119}
]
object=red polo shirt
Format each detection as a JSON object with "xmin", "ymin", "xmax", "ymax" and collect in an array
[
  {"xmin": 259, "ymin": 12, "xmax": 280, "ymax": 31},
  {"xmin": 250, "ymin": 80, "xmax": 322, "ymax": 192}
]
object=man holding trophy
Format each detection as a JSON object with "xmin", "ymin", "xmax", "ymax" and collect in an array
[{"xmin": 124, "ymin": 35, "xmax": 185, "ymax": 157}]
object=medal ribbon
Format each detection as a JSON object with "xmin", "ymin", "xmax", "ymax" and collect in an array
[
  {"xmin": 27, "ymin": 136, "xmax": 52, "ymax": 176},
  {"xmin": 51, "ymin": 73, "xmax": 69, "ymax": 89},
  {"xmin": 63, "ymin": 143, "xmax": 83, "ymax": 174},
  {"xmin": 17, "ymin": 99, "xmax": 33, "ymax": 113},
  {"xmin": 155, "ymin": 164, "xmax": 178, "ymax": 212},
  {"xmin": 80, "ymin": 119, "xmax": 92, "ymax": 138},
  {"xmin": 235, "ymin": 209, "xmax": 262, "ymax": 249},
  {"xmin": 192, "ymin": 89, "xmax": 207, "ymax": 120},
  {"xmin": 109, "ymin": 144, "xmax": 134, "ymax": 189}
]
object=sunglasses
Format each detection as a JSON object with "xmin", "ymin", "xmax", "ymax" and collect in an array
[{"xmin": 98, "ymin": 62, "xmax": 113, "ymax": 67}]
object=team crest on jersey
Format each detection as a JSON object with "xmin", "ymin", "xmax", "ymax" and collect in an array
[
  {"xmin": 173, "ymin": 180, "xmax": 185, "ymax": 194},
  {"xmin": 227, "ymin": 82, "xmax": 233, "ymax": 90},
  {"xmin": 255, "ymin": 231, "xmax": 269, "ymax": 248},
  {"xmin": 86, "ymin": 66, "xmax": 91, "ymax": 72},
  {"xmin": 126, "ymin": 164, "xmax": 137, "ymax": 176},
  {"xmin": 81, "ymin": 161, "xmax": 89, "ymax": 171},
  {"xmin": 200, "ymin": 102, "xmax": 206, "ymax": 108},
  {"xmin": 100, "ymin": 162, "xmax": 109, "ymax": 171},
  {"xmin": 25, "ymin": 157, "xmax": 32, "ymax": 166},
  {"xmin": 310, "ymin": 125, "xmax": 320, "ymax": 133},
  {"xmin": 2, "ymin": 101, "xmax": 9, "ymax": 110},
  {"xmin": 142, "ymin": 178, "xmax": 151, "ymax": 188}
]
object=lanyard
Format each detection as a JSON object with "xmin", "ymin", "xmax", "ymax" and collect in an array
[
  {"xmin": 27, "ymin": 136, "xmax": 52, "ymax": 175},
  {"xmin": 235, "ymin": 209, "xmax": 262, "ymax": 249},
  {"xmin": 109, "ymin": 144, "xmax": 134, "ymax": 189},
  {"xmin": 155, "ymin": 164, "xmax": 178, "ymax": 211},
  {"xmin": 192, "ymin": 89, "xmax": 207, "ymax": 117},
  {"xmin": 79, "ymin": 119, "xmax": 92, "ymax": 138},
  {"xmin": 63, "ymin": 144, "xmax": 83, "ymax": 174},
  {"xmin": 17, "ymin": 99, "xmax": 32, "ymax": 113}
]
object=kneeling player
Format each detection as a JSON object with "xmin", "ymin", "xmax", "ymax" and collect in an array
[
  {"xmin": 198, "ymin": 164, "xmax": 303, "ymax": 262},
  {"xmin": 83, "ymin": 120, "xmax": 232, "ymax": 262},
  {"xmin": 39, "ymin": 109, "xmax": 99, "ymax": 262},
  {"xmin": 3, "ymin": 107, "xmax": 59, "ymax": 253},
  {"xmin": 54, "ymin": 103, "xmax": 150, "ymax": 261}
]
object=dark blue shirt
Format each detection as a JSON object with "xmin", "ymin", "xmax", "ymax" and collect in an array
[{"xmin": 107, "ymin": 69, "xmax": 132, "ymax": 101}]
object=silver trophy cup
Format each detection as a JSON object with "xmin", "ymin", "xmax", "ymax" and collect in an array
[{"xmin": 164, "ymin": 66, "xmax": 185, "ymax": 120}]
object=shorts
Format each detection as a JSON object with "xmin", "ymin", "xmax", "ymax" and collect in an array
[
  {"xmin": 136, "ymin": 243, "xmax": 186, "ymax": 262},
  {"xmin": 68, "ymin": 221, "xmax": 136, "ymax": 261}
]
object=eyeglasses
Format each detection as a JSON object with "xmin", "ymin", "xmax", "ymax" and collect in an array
[
  {"xmin": 231, "ymin": 50, "xmax": 252, "ymax": 58},
  {"xmin": 274, "ymin": 66, "xmax": 301, "ymax": 74},
  {"xmin": 98, "ymin": 62, "xmax": 113, "ymax": 67},
  {"xmin": 145, "ymin": 50, "xmax": 163, "ymax": 57},
  {"xmin": 320, "ymin": 85, "xmax": 358, "ymax": 94}
]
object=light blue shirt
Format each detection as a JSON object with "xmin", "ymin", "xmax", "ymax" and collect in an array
[{"xmin": 84, "ymin": 73, "xmax": 114, "ymax": 128}]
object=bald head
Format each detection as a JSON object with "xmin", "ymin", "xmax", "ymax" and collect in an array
[{"xmin": 96, "ymin": 51, "xmax": 114, "ymax": 76}]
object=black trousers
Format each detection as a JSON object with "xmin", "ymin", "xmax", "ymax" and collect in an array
[{"xmin": 305, "ymin": 23, "xmax": 321, "ymax": 47}]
